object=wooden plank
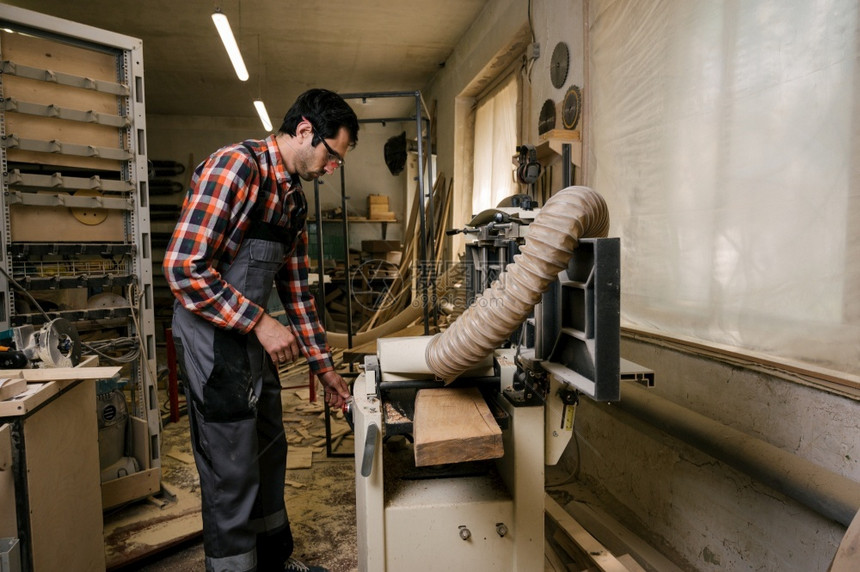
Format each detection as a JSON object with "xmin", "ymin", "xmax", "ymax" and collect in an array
[
  {"xmin": 286, "ymin": 446, "xmax": 313, "ymax": 469},
  {"xmin": 0, "ymin": 356, "xmax": 108, "ymax": 417},
  {"xmin": 0, "ymin": 423, "xmax": 17, "ymax": 538},
  {"xmin": 617, "ymin": 555, "xmax": 648, "ymax": 572},
  {"xmin": 538, "ymin": 128, "xmax": 581, "ymax": 143},
  {"xmin": 562, "ymin": 496, "xmax": 683, "ymax": 572},
  {"xmin": 3, "ymin": 74, "xmax": 119, "ymax": 113},
  {"xmin": 103, "ymin": 487, "xmax": 202, "ymax": 570},
  {"xmin": 544, "ymin": 540, "xmax": 568, "ymax": 572},
  {"xmin": 6, "ymin": 113, "xmax": 122, "ymax": 149},
  {"xmin": 544, "ymin": 493, "xmax": 630, "ymax": 572},
  {"xmin": 0, "ymin": 377, "xmax": 26, "ymax": 401},
  {"xmin": 831, "ymin": 505, "xmax": 860, "ymax": 571},
  {"xmin": 413, "ymin": 387, "xmax": 503, "ymax": 467},
  {"xmin": 0, "ymin": 382, "xmax": 59, "ymax": 417},
  {"xmin": 10, "ymin": 201, "xmax": 126, "ymax": 242},
  {"xmin": 101, "ymin": 468, "xmax": 162, "ymax": 511},
  {"xmin": 165, "ymin": 448, "xmax": 195, "ymax": 464},
  {"xmin": 2, "ymin": 30, "xmax": 118, "ymax": 81},
  {"xmin": 6, "ymin": 147, "xmax": 123, "ymax": 171},
  {"xmin": 24, "ymin": 381, "xmax": 105, "ymax": 572},
  {"xmin": 18, "ymin": 365, "xmax": 121, "ymax": 382}
]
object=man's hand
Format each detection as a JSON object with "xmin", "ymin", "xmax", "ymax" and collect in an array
[
  {"xmin": 319, "ymin": 370, "xmax": 350, "ymax": 409},
  {"xmin": 253, "ymin": 313, "xmax": 302, "ymax": 365}
]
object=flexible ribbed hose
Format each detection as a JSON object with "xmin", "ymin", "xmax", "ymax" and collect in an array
[{"xmin": 426, "ymin": 186, "xmax": 610, "ymax": 383}]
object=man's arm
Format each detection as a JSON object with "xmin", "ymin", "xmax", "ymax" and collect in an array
[
  {"xmin": 275, "ymin": 232, "xmax": 350, "ymax": 407},
  {"xmin": 162, "ymin": 147, "xmax": 264, "ymax": 333}
]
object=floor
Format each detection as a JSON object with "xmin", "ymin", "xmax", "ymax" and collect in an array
[{"xmin": 103, "ymin": 369, "xmax": 358, "ymax": 572}]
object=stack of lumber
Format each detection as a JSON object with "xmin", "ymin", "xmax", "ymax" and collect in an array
[
  {"xmin": 367, "ymin": 194, "xmax": 396, "ymax": 220},
  {"xmin": 357, "ymin": 171, "xmax": 454, "ymax": 334}
]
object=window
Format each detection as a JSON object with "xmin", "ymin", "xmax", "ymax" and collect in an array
[
  {"xmin": 588, "ymin": 0, "xmax": 860, "ymax": 375},
  {"xmin": 471, "ymin": 74, "xmax": 518, "ymax": 215}
]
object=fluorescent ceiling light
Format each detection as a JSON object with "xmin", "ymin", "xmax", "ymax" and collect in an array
[
  {"xmin": 212, "ymin": 11, "xmax": 249, "ymax": 81},
  {"xmin": 254, "ymin": 100, "xmax": 273, "ymax": 132}
]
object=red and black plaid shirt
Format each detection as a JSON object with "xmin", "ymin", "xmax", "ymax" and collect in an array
[{"xmin": 163, "ymin": 135, "xmax": 333, "ymax": 375}]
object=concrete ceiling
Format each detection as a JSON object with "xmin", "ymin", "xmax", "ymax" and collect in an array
[{"xmin": 3, "ymin": 0, "xmax": 489, "ymax": 121}]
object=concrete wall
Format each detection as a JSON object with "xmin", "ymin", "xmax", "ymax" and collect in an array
[
  {"xmin": 565, "ymin": 337, "xmax": 856, "ymax": 571},
  {"xmin": 423, "ymin": 1, "xmax": 858, "ymax": 570},
  {"xmin": 424, "ymin": 0, "xmax": 584, "ymax": 244},
  {"xmin": 147, "ymin": 112, "xmax": 407, "ymax": 256}
]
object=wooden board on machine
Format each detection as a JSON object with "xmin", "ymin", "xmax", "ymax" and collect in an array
[{"xmin": 413, "ymin": 387, "xmax": 503, "ymax": 467}]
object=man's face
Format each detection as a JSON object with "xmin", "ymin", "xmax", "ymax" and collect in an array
[{"xmin": 295, "ymin": 126, "xmax": 351, "ymax": 181}]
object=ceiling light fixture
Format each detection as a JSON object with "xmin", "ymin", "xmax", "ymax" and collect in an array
[
  {"xmin": 254, "ymin": 100, "xmax": 273, "ymax": 132},
  {"xmin": 211, "ymin": 9, "xmax": 249, "ymax": 81}
]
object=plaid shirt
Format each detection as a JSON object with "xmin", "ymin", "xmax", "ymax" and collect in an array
[{"xmin": 163, "ymin": 135, "xmax": 333, "ymax": 375}]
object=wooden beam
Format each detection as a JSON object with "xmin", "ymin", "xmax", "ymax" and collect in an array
[{"xmin": 544, "ymin": 493, "xmax": 631, "ymax": 572}]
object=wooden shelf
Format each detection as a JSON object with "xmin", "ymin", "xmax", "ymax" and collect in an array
[
  {"xmin": 309, "ymin": 217, "xmax": 398, "ymax": 223},
  {"xmin": 536, "ymin": 129, "xmax": 582, "ymax": 168},
  {"xmin": 309, "ymin": 216, "xmax": 398, "ymax": 238}
]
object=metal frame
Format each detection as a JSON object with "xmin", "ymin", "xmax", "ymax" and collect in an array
[
  {"xmin": 313, "ymin": 91, "xmax": 434, "ymax": 458},
  {"xmin": 0, "ymin": 4, "xmax": 160, "ymax": 509},
  {"xmin": 331, "ymin": 91, "xmax": 435, "ymax": 337}
]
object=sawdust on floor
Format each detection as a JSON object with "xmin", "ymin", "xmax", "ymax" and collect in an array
[{"xmin": 105, "ymin": 372, "xmax": 358, "ymax": 572}]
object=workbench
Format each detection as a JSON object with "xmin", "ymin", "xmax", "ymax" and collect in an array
[{"xmin": 0, "ymin": 366, "xmax": 113, "ymax": 571}]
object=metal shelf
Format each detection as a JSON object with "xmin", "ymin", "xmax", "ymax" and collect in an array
[{"xmin": 0, "ymin": 5, "xmax": 161, "ymax": 527}]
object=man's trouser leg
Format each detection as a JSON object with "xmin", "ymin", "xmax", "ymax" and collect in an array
[{"xmin": 253, "ymin": 361, "xmax": 292, "ymax": 570}]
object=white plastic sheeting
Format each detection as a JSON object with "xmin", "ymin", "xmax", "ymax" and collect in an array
[{"xmin": 588, "ymin": 0, "xmax": 860, "ymax": 375}]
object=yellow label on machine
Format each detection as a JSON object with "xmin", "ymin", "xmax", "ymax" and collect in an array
[{"xmin": 562, "ymin": 404, "xmax": 575, "ymax": 431}]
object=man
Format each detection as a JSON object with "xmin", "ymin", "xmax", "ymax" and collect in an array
[{"xmin": 164, "ymin": 88, "xmax": 357, "ymax": 572}]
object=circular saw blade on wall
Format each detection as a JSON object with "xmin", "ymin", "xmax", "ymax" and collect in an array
[
  {"xmin": 550, "ymin": 42, "xmax": 569, "ymax": 89},
  {"xmin": 538, "ymin": 99, "xmax": 556, "ymax": 135},
  {"xmin": 562, "ymin": 85, "xmax": 582, "ymax": 130}
]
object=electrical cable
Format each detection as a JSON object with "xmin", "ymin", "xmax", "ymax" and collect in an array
[
  {"xmin": 126, "ymin": 282, "xmax": 164, "ymax": 434},
  {"xmin": 0, "ymin": 265, "xmax": 52, "ymax": 320},
  {"xmin": 0, "ymin": 264, "xmax": 144, "ymax": 365}
]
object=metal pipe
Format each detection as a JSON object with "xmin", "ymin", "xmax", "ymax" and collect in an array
[
  {"xmin": 423, "ymin": 116, "xmax": 438, "ymax": 330},
  {"xmin": 339, "ymin": 90, "xmax": 420, "ymax": 100},
  {"xmin": 357, "ymin": 117, "xmax": 415, "ymax": 124},
  {"xmin": 426, "ymin": 186, "xmax": 610, "ymax": 383},
  {"xmin": 378, "ymin": 376, "xmax": 500, "ymax": 391},
  {"xmin": 313, "ymin": 180, "xmax": 326, "ymax": 327},
  {"xmin": 415, "ymin": 93, "xmax": 430, "ymax": 335},
  {"xmin": 340, "ymin": 166, "xmax": 353, "ymax": 348},
  {"xmin": 605, "ymin": 381, "xmax": 860, "ymax": 527},
  {"xmin": 562, "ymin": 143, "xmax": 572, "ymax": 187}
]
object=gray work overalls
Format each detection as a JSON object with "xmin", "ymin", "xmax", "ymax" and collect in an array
[{"xmin": 172, "ymin": 155, "xmax": 307, "ymax": 572}]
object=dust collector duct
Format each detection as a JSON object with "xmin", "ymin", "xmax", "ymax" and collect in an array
[{"xmin": 426, "ymin": 186, "xmax": 610, "ymax": 383}]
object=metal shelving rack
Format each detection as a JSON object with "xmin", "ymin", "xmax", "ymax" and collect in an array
[{"xmin": 0, "ymin": 5, "xmax": 160, "ymax": 509}]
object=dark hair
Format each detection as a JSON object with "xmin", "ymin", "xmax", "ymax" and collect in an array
[{"xmin": 278, "ymin": 88, "xmax": 359, "ymax": 148}]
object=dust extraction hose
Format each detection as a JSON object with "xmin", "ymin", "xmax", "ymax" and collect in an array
[{"xmin": 426, "ymin": 186, "xmax": 610, "ymax": 383}]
